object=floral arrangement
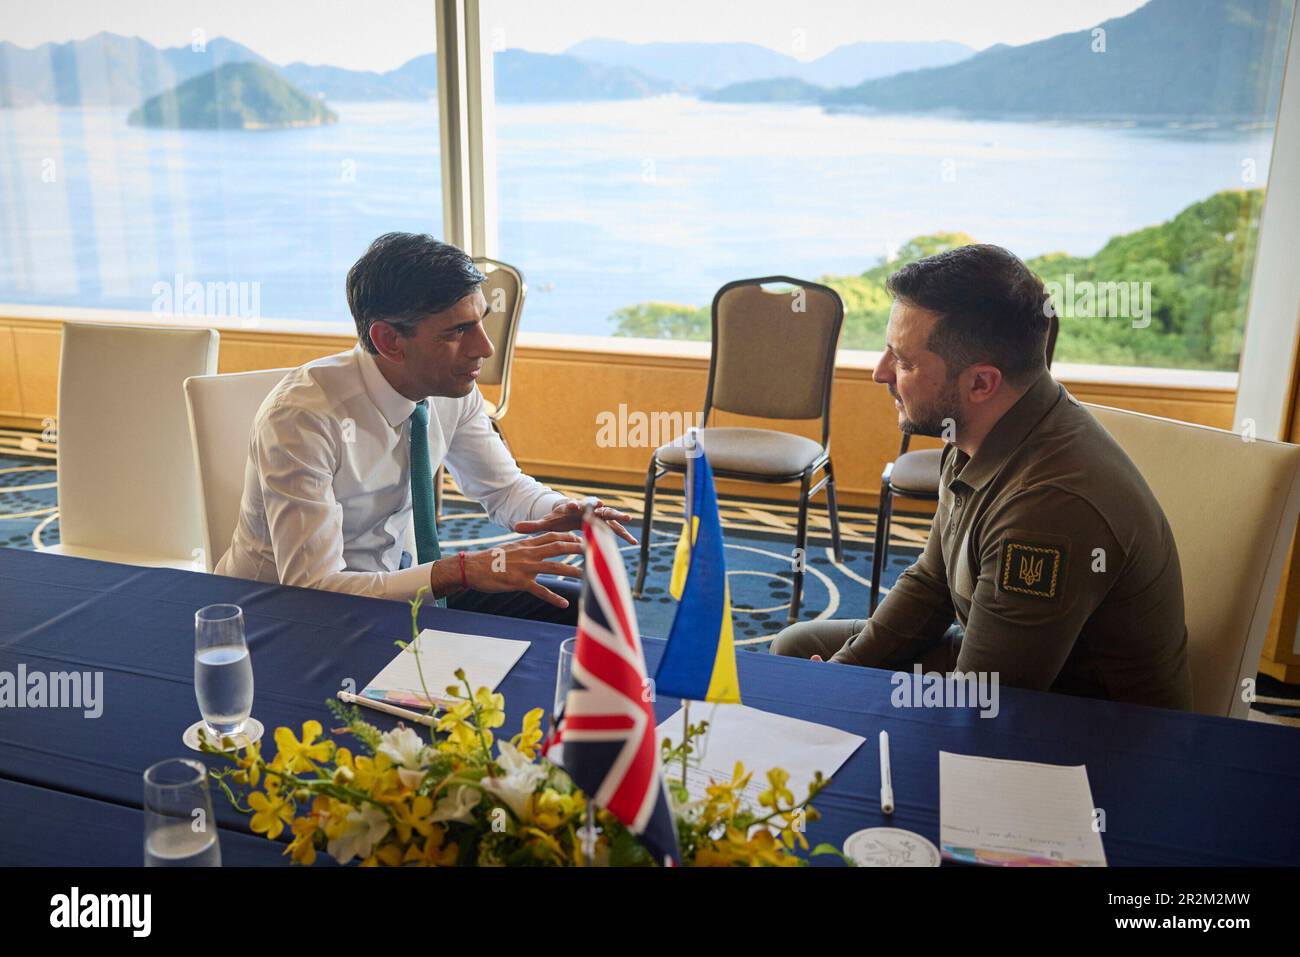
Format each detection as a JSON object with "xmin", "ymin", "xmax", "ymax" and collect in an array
[{"xmin": 202, "ymin": 591, "xmax": 843, "ymax": 867}]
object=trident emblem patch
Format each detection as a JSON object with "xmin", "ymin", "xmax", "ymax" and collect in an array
[{"xmin": 1001, "ymin": 541, "xmax": 1061, "ymax": 599}]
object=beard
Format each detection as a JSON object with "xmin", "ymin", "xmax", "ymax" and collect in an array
[{"xmin": 894, "ymin": 378, "xmax": 963, "ymax": 438}]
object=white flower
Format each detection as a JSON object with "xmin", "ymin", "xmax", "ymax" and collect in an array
[
  {"xmin": 482, "ymin": 740, "xmax": 547, "ymax": 822},
  {"xmin": 327, "ymin": 806, "xmax": 390, "ymax": 864},
  {"xmin": 378, "ymin": 725, "xmax": 430, "ymax": 769},
  {"xmin": 378, "ymin": 725, "xmax": 432, "ymax": 790},
  {"xmin": 430, "ymin": 784, "xmax": 481, "ymax": 824}
]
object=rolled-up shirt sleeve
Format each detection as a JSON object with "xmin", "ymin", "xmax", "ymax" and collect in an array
[
  {"xmin": 954, "ymin": 486, "xmax": 1122, "ymax": 691},
  {"xmin": 254, "ymin": 402, "xmax": 433, "ymax": 601},
  {"xmin": 442, "ymin": 388, "xmax": 568, "ymax": 529},
  {"xmin": 831, "ymin": 514, "xmax": 956, "ymax": 667}
]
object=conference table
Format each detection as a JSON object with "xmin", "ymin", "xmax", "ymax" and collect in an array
[{"xmin": 1, "ymin": 546, "xmax": 1298, "ymax": 867}]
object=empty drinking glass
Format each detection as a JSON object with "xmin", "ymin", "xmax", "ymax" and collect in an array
[
  {"xmin": 194, "ymin": 604, "xmax": 254, "ymax": 740},
  {"xmin": 555, "ymin": 636, "xmax": 578, "ymax": 716},
  {"xmin": 143, "ymin": 758, "xmax": 222, "ymax": 866}
]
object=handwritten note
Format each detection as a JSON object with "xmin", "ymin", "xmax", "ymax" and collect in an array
[{"xmin": 939, "ymin": 751, "xmax": 1107, "ymax": 866}]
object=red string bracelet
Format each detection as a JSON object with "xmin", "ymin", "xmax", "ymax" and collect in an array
[{"xmin": 458, "ymin": 550, "xmax": 468, "ymax": 590}]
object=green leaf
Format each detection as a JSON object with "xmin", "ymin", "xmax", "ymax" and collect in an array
[{"xmin": 811, "ymin": 843, "xmax": 855, "ymax": 865}]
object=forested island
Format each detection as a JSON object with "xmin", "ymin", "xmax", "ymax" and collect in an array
[
  {"xmin": 128, "ymin": 62, "xmax": 337, "ymax": 130},
  {"xmin": 609, "ymin": 188, "xmax": 1263, "ymax": 372}
]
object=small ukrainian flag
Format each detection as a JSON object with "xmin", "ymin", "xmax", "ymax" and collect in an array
[{"xmin": 653, "ymin": 438, "xmax": 742, "ymax": 704}]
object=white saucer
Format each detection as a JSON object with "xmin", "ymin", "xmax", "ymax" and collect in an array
[
  {"xmin": 843, "ymin": 827, "xmax": 942, "ymax": 867},
  {"xmin": 183, "ymin": 718, "xmax": 265, "ymax": 753}
]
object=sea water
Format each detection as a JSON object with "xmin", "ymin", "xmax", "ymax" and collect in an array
[
  {"xmin": 194, "ymin": 646, "xmax": 254, "ymax": 735},
  {"xmin": 0, "ymin": 100, "xmax": 1273, "ymax": 336}
]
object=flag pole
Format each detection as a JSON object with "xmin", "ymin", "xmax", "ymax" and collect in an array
[
  {"xmin": 582, "ymin": 801, "xmax": 596, "ymax": 866},
  {"xmin": 681, "ymin": 699, "xmax": 691, "ymax": 786},
  {"xmin": 576, "ymin": 505, "xmax": 598, "ymax": 865},
  {"xmin": 679, "ymin": 429, "xmax": 697, "ymax": 786}
]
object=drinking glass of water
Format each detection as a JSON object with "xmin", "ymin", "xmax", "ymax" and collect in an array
[
  {"xmin": 143, "ymin": 758, "xmax": 222, "ymax": 866},
  {"xmin": 194, "ymin": 604, "xmax": 254, "ymax": 740},
  {"xmin": 555, "ymin": 636, "xmax": 577, "ymax": 716}
]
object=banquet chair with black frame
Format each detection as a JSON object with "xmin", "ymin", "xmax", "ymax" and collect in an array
[
  {"xmin": 632, "ymin": 276, "xmax": 845, "ymax": 623},
  {"xmin": 868, "ymin": 312, "xmax": 1059, "ymax": 612},
  {"xmin": 435, "ymin": 257, "xmax": 527, "ymax": 519}
]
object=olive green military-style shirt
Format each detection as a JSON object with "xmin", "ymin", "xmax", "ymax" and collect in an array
[{"xmin": 832, "ymin": 370, "xmax": 1193, "ymax": 711}]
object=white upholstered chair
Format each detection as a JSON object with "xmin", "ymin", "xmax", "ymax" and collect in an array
[
  {"xmin": 183, "ymin": 368, "xmax": 293, "ymax": 572},
  {"xmin": 1087, "ymin": 403, "xmax": 1300, "ymax": 719},
  {"xmin": 46, "ymin": 322, "xmax": 219, "ymax": 569}
]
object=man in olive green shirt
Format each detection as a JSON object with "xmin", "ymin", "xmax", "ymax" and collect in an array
[{"xmin": 772, "ymin": 244, "xmax": 1192, "ymax": 711}]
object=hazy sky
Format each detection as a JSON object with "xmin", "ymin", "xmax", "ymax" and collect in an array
[{"xmin": 2, "ymin": 0, "xmax": 1150, "ymax": 72}]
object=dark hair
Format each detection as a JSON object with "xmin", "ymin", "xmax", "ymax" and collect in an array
[
  {"xmin": 347, "ymin": 232, "xmax": 486, "ymax": 354},
  {"xmin": 885, "ymin": 244, "xmax": 1049, "ymax": 387}
]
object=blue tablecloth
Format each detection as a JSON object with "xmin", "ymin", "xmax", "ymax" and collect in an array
[
  {"xmin": 0, "ymin": 777, "xmax": 287, "ymax": 866},
  {"xmin": 2, "ymin": 546, "xmax": 1298, "ymax": 866}
]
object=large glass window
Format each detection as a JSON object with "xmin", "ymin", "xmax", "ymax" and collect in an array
[
  {"xmin": 0, "ymin": 6, "xmax": 441, "ymax": 327},
  {"xmin": 481, "ymin": 0, "xmax": 1294, "ymax": 372}
]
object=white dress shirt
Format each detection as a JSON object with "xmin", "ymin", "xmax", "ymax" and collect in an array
[{"xmin": 214, "ymin": 343, "xmax": 568, "ymax": 601}]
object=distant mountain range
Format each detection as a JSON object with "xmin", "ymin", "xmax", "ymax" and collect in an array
[
  {"xmin": 0, "ymin": 0, "xmax": 1289, "ymax": 122},
  {"xmin": 821, "ymin": 0, "xmax": 1292, "ymax": 121},
  {"xmin": 0, "ymin": 30, "xmax": 967, "ymax": 109},
  {"xmin": 564, "ymin": 38, "xmax": 973, "ymax": 89},
  {"xmin": 0, "ymin": 34, "xmax": 270, "ymax": 107},
  {"xmin": 0, "ymin": 33, "xmax": 671, "ymax": 107},
  {"xmin": 128, "ymin": 61, "xmax": 337, "ymax": 129}
]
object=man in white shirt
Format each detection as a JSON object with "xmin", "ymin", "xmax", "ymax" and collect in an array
[{"xmin": 215, "ymin": 232, "xmax": 635, "ymax": 624}]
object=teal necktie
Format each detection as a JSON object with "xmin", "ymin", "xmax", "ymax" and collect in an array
[{"xmin": 408, "ymin": 400, "xmax": 445, "ymax": 607}]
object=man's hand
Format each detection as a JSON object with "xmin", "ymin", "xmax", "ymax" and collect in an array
[
  {"xmin": 811, "ymin": 655, "xmax": 824, "ymax": 663},
  {"xmin": 431, "ymin": 532, "xmax": 585, "ymax": 608},
  {"xmin": 514, "ymin": 498, "xmax": 637, "ymax": 545}
]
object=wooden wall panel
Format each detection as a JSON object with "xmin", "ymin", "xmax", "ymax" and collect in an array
[
  {"xmin": 11, "ymin": 325, "xmax": 60, "ymax": 418},
  {"xmin": 0, "ymin": 315, "xmax": 1239, "ymax": 507},
  {"xmin": 0, "ymin": 326, "xmax": 21, "ymax": 417}
]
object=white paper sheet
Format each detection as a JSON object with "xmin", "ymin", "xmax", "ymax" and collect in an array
[
  {"xmin": 657, "ymin": 703, "xmax": 864, "ymax": 805},
  {"xmin": 939, "ymin": 751, "xmax": 1107, "ymax": 866},
  {"xmin": 361, "ymin": 629, "xmax": 530, "ymax": 709}
]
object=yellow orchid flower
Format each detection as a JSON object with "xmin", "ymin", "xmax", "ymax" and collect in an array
[
  {"xmin": 231, "ymin": 739, "xmax": 263, "ymax": 787},
  {"xmin": 391, "ymin": 795, "xmax": 435, "ymax": 843},
  {"xmin": 530, "ymin": 788, "xmax": 584, "ymax": 830},
  {"xmin": 435, "ymin": 700, "xmax": 474, "ymax": 733},
  {"xmin": 472, "ymin": 687, "xmax": 506, "ymax": 729},
  {"xmin": 522, "ymin": 826, "xmax": 567, "ymax": 863},
  {"xmin": 248, "ymin": 788, "xmax": 294, "ymax": 840},
  {"xmin": 403, "ymin": 826, "xmax": 459, "ymax": 867},
  {"xmin": 759, "ymin": 767, "xmax": 795, "ymax": 809},
  {"xmin": 273, "ymin": 720, "xmax": 335, "ymax": 773},
  {"xmin": 285, "ymin": 814, "xmax": 320, "ymax": 865},
  {"xmin": 438, "ymin": 718, "xmax": 490, "ymax": 758},
  {"xmin": 361, "ymin": 841, "xmax": 406, "ymax": 867},
  {"xmin": 511, "ymin": 708, "xmax": 544, "ymax": 760}
]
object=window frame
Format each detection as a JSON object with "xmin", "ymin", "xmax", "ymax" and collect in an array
[
  {"xmin": 0, "ymin": 4, "xmax": 1294, "ymax": 395},
  {"xmin": 453, "ymin": 2, "xmax": 1300, "ymax": 393}
]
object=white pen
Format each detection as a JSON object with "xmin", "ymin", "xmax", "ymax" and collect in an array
[
  {"xmin": 879, "ymin": 730, "xmax": 894, "ymax": 815},
  {"xmin": 337, "ymin": 690, "xmax": 436, "ymax": 727}
]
